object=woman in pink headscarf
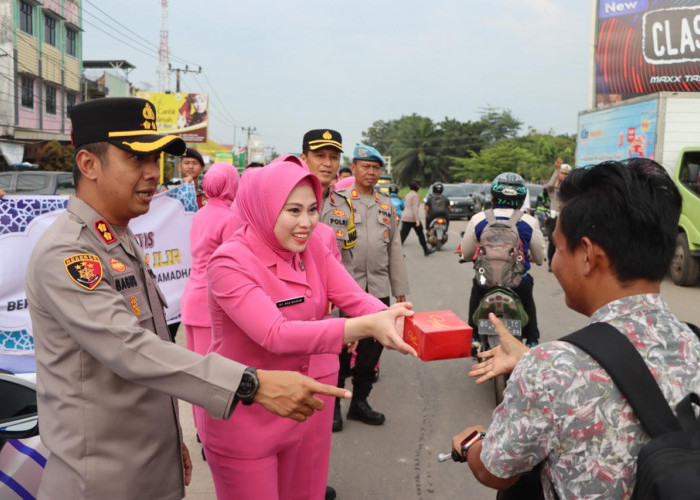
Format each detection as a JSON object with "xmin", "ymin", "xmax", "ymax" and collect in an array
[
  {"xmin": 181, "ymin": 162, "xmax": 240, "ymax": 440},
  {"xmin": 181, "ymin": 162, "xmax": 241, "ymax": 358},
  {"xmin": 202, "ymin": 158, "xmax": 416, "ymax": 500}
]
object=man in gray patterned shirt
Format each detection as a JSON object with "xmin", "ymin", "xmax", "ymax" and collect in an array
[{"xmin": 456, "ymin": 159, "xmax": 700, "ymax": 499}]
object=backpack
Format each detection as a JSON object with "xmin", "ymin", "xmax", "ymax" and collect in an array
[
  {"xmin": 561, "ymin": 322, "xmax": 700, "ymax": 500},
  {"xmin": 429, "ymin": 194, "xmax": 450, "ymax": 215},
  {"xmin": 473, "ymin": 209, "xmax": 525, "ymax": 288}
]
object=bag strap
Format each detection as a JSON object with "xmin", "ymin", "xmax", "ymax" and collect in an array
[
  {"xmin": 506, "ymin": 209, "xmax": 523, "ymax": 228},
  {"xmin": 561, "ymin": 323, "xmax": 680, "ymax": 438},
  {"xmin": 484, "ymin": 208, "xmax": 496, "ymax": 226}
]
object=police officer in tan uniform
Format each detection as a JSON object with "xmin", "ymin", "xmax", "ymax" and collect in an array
[
  {"xmin": 335, "ymin": 144, "xmax": 409, "ymax": 427},
  {"xmin": 300, "ymin": 129, "xmax": 356, "ymax": 267},
  {"xmin": 25, "ymin": 97, "xmax": 350, "ymax": 500}
]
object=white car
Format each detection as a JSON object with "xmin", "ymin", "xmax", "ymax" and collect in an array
[{"xmin": 0, "ymin": 366, "xmax": 45, "ymax": 500}]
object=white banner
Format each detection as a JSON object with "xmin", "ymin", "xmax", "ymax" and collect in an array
[{"xmin": 0, "ymin": 185, "xmax": 196, "ymax": 359}]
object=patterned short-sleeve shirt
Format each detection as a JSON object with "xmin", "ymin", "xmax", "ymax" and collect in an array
[{"xmin": 481, "ymin": 294, "xmax": 700, "ymax": 500}]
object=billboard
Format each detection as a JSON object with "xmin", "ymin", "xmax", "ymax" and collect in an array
[
  {"xmin": 595, "ymin": 1, "xmax": 700, "ymax": 105},
  {"xmin": 135, "ymin": 91, "xmax": 208, "ymax": 143},
  {"xmin": 576, "ymin": 96, "xmax": 659, "ymax": 166}
]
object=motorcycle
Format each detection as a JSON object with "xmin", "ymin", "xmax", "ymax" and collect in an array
[
  {"xmin": 427, "ymin": 216, "xmax": 449, "ymax": 250},
  {"xmin": 471, "ymin": 286, "xmax": 528, "ymax": 405}
]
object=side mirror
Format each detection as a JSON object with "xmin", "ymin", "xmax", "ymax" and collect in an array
[{"xmin": 0, "ymin": 373, "xmax": 39, "ymax": 440}]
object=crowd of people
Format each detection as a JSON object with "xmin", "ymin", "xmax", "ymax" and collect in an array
[{"xmin": 22, "ymin": 96, "xmax": 700, "ymax": 500}]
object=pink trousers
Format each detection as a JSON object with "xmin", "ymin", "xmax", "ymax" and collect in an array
[{"xmin": 202, "ymin": 371, "xmax": 336, "ymax": 500}]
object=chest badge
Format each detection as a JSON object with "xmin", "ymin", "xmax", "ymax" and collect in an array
[
  {"xmin": 110, "ymin": 258, "xmax": 127, "ymax": 273},
  {"xmin": 64, "ymin": 254, "xmax": 103, "ymax": 290},
  {"xmin": 383, "ymin": 228, "xmax": 389, "ymax": 239},
  {"xmin": 333, "ymin": 209, "xmax": 346, "ymax": 217},
  {"xmin": 382, "ymin": 216, "xmax": 391, "ymax": 226},
  {"xmin": 336, "ymin": 229, "xmax": 345, "ymax": 238},
  {"xmin": 94, "ymin": 219, "xmax": 117, "ymax": 244},
  {"xmin": 379, "ymin": 203, "xmax": 390, "ymax": 210}
]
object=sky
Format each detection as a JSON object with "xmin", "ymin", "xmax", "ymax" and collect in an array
[{"xmin": 82, "ymin": 0, "xmax": 594, "ymax": 157}]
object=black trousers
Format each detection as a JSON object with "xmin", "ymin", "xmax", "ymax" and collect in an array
[
  {"xmin": 467, "ymin": 274, "xmax": 539, "ymax": 343},
  {"xmin": 400, "ymin": 221, "xmax": 429, "ymax": 253},
  {"xmin": 546, "ymin": 216, "xmax": 557, "ymax": 265},
  {"xmin": 338, "ymin": 296, "xmax": 391, "ymax": 399}
]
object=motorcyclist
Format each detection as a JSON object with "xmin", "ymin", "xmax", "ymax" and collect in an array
[
  {"xmin": 459, "ymin": 172, "xmax": 545, "ymax": 347},
  {"xmin": 388, "ymin": 184, "xmax": 405, "ymax": 218},
  {"xmin": 425, "ymin": 182, "xmax": 450, "ymax": 229}
]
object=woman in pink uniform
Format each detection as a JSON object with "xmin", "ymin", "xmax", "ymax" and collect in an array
[
  {"xmin": 202, "ymin": 158, "xmax": 415, "ymax": 500},
  {"xmin": 181, "ymin": 162, "xmax": 240, "ymax": 434}
]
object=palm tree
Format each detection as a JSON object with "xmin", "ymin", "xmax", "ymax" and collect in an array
[{"xmin": 389, "ymin": 114, "xmax": 451, "ymax": 185}]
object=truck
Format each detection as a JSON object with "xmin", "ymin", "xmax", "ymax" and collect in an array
[{"xmin": 576, "ymin": 92, "xmax": 700, "ymax": 286}]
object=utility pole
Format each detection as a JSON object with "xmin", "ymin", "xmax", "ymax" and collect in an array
[
  {"xmin": 168, "ymin": 64, "xmax": 201, "ymax": 93},
  {"xmin": 243, "ymin": 126, "xmax": 256, "ymax": 165}
]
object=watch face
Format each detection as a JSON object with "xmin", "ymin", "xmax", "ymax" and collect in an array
[
  {"xmin": 238, "ymin": 372, "xmax": 256, "ymax": 397},
  {"xmin": 460, "ymin": 430, "xmax": 484, "ymax": 453}
]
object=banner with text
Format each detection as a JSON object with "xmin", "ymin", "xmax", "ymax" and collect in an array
[
  {"xmin": 135, "ymin": 91, "xmax": 208, "ymax": 143},
  {"xmin": 0, "ymin": 185, "xmax": 196, "ymax": 358},
  {"xmin": 595, "ymin": 0, "xmax": 700, "ymax": 105}
]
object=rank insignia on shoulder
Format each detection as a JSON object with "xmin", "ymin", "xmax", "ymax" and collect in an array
[
  {"xmin": 351, "ymin": 189, "xmax": 359, "ymax": 199},
  {"xmin": 373, "ymin": 191, "xmax": 380, "ymax": 201},
  {"xmin": 333, "ymin": 209, "xmax": 346, "ymax": 217},
  {"xmin": 379, "ymin": 203, "xmax": 390, "ymax": 210},
  {"xmin": 94, "ymin": 219, "xmax": 117, "ymax": 244},
  {"xmin": 64, "ymin": 254, "xmax": 103, "ymax": 290},
  {"xmin": 110, "ymin": 258, "xmax": 127, "ymax": 273},
  {"xmin": 129, "ymin": 295, "xmax": 142, "ymax": 316}
]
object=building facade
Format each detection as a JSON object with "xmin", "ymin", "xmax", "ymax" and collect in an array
[{"xmin": 0, "ymin": 0, "xmax": 82, "ymax": 164}]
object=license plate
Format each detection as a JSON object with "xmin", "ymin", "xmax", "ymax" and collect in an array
[{"xmin": 478, "ymin": 319, "xmax": 522, "ymax": 336}]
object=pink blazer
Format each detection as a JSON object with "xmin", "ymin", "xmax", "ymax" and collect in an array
[
  {"xmin": 181, "ymin": 198, "xmax": 238, "ymax": 327},
  {"xmin": 203, "ymin": 229, "xmax": 384, "ymax": 457}
]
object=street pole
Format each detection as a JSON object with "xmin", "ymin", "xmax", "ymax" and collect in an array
[{"xmin": 167, "ymin": 64, "xmax": 202, "ymax": 92}]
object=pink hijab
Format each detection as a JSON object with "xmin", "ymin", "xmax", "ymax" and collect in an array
[
  {"xmin": 202, "ymin": 162, "xmax": 240, "ymax": 205},
  {"xmin": 234, "ymin": 157, "xmax": 323, "ymax": 264}
]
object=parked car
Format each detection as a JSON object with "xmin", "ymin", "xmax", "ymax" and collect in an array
[
  {"xmin": 0, "ymin": 369, "xmax": 42, "ymax": 499},
  {"xmin": 462, "ymin": 182, "xmax": 492, "ymax": 210},
  {"xmin": 0, "ymin": 171, "xmax": 75, "ymax": 195},
  {"xmin": 424, "ymin": 183, "xmax": 482, "ymax": 220}
]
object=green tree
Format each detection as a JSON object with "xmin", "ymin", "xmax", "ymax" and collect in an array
[
  {"xmin": 37, "ymin": 141, "xmax": 74, "ymax": 172},
  {"xmin": 388, "ymin": 114, "xmax": 451, "ymax": 185},
  {"xmin": 476, "ymin": 106, "xmax": 522, "ymax": 145}
]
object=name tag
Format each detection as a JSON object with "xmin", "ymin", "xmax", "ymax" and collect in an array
[{"xmin": 276, "ymin": 296, "xmax": 305, "ymax": 308}]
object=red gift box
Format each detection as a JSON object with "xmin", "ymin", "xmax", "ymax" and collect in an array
[{"xmin": 403, "ymin": 310, "xmax": 473, "ymax": 361}]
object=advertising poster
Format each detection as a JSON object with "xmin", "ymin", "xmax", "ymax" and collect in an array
[
  {"xmin": 0, "ymin": 185, "xmax": 196, "ymax": 362},
  {"xmin": 135, "ymin": 91, "xmax": 208, "ymax": 143},
  {"xmin": 595, "ymin": 0, "xmax": 700, "ymax": 105},
  {"xmin": 576, "ymin": 97, "xmax": 659, "ymax": 166}
]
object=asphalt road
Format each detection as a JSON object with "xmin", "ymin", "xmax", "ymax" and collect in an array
[{"xmin": 180, "ymin": 217, "xmax": 700, "ymax": 499}]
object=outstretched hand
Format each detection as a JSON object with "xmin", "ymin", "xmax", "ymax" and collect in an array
[
  {"xmin": 375, "ymin": 302, "xmax": 417, "ymax": 357},
  {"xmin": 468, "ymin": 313, "xmax": 529, "ymax": 384},
  {"xmin": 254, "ymin": 370, "xmax": 352, "ymax": 422}
]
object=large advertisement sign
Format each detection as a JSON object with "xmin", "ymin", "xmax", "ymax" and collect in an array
[
  {"xmin": 135, "ymin": 91, "xmax": 208, "ymax": 143},
  {"xmin": 595, "ymin": 1, "xmax": 700, "ymax": 105},
  {"xmin": 0, "ymin": 185, "xmax": 196, "ymax": 363},
  {"xmin": 576, "ymin": 97, "xmax": 659, "ymax": 166}
]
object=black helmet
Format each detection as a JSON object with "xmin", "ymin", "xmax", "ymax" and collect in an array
[
  {"xmin": 491, "ymin": 172, "xmax": 527, "ymax": 208},
  {"xmin": 389, "ymin": 184, "xmax": 399, "ymax": 194},
  {"xmin": 432, "ymin": 182, "xmax": 444, "ymax": 194}
]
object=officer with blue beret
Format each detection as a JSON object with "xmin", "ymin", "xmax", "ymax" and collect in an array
[{"xmin": 335, "ymin": 144, "xmax": 410, "ymax": 427}]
